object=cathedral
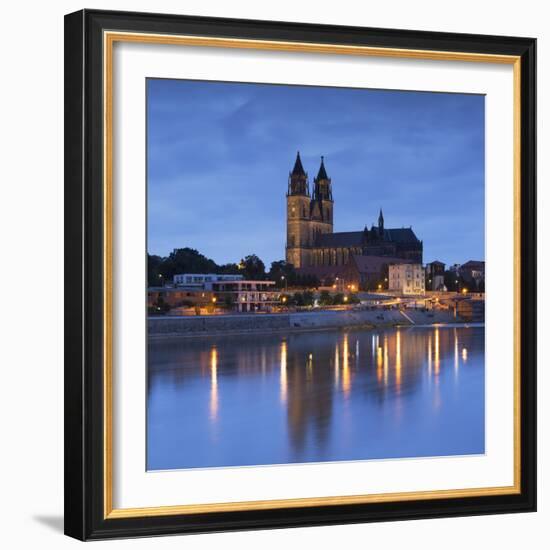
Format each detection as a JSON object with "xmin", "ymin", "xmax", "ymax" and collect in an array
[{"xmin": 285, "ymin": 152, "xmax": 423, "ymax": 271}]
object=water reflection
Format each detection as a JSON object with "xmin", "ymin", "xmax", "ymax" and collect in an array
[
  {"xmin": 209, "ymin": 347, "xmax": 218, "ymax": 422},
  {"xmin": 280, "ymin": 340, "xmax": 287, "ymax": 404},
  {"xmin": 147, "ymin": 326, "xmax": 485, "ymax": 470}
]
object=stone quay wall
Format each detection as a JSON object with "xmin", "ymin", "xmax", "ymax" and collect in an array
[{"xmin": 148, "ymin": 308, "xmax": 459, "ymax": 337}]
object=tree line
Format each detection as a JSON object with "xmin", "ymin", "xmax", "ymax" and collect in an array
[{"xmin": 148, "ymin": 248, "xmax": 319, "ymax": 288}]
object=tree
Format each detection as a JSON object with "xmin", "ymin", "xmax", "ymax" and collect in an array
[
  {"xmin": 293, "ymin": 292, "xmax": 305, "ymax": 307},
  {"xmin": 160, "ymin": 248, "xmax": 218, "ymax": 280},
  {"xmin": 153, "ymin": 294, "xmax": 170, "ymax": 314},
  {"xmin": 240, "ymin": 254, "xmax": 266, "ymax": 280},
  {"xmin": 332, "ymin": 293, "xmax": 345, "ymax": 305},
  {"xmin": 444, "ymin": 270, "xmax": 467, "ymax": 292},
  {"xmin": 218, "ymin": 262, "xmax": 241, "ymax": 275},
  {"xmin": 302, "ymin": 290, "xmax": 315, "ymax": 306},
  {"xmin": 147, "ymin": 254, "xmax": 164, "ymax": 287},
  {"xmin": 269, "ymin": 260, "xmax": 295, "ymax": 288},
  {"xmin": 319, "ymin": 290, "xmax": 333, "ymax": 306}
]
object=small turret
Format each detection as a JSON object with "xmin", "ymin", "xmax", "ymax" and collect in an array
[{"xmin": 378, "ymin": 208, "xmax": 384, "ymax": 235}]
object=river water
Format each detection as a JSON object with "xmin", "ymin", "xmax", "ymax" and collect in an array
[{"xmin": 147, "ymin": 325, "xmax": 485, "ymax": 470}]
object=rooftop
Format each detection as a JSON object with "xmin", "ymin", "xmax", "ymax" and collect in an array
[{"xmin": 351, "ymin": 255, "xmax": 413, "ymax": 274}]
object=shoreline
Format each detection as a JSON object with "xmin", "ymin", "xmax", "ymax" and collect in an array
[{"xmin": 148, "ymin": 316, "xmax": 484, "ymax": 341}]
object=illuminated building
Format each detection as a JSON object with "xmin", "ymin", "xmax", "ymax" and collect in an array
[{"xmin": 285, "ymin": 152, "xmax": 423, "ymax": 272}]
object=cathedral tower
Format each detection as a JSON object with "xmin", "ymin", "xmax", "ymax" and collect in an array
[
  {"xmin": 310, "ymin": 156, "xmax": 333, "ymax": 229},
  {"xmin": 286, "ymin": 152, "xmax": 312, "ymax": 268}
]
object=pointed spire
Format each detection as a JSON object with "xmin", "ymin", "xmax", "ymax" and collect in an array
[
  {"xmin": 316, "ymin": 155, "xmax": 329, "ymax": 181},
  {"xmin": 291, "ymin": 151, "xmax": 306, "ymax": 176},
  {"xmin": 378, "ymin": 208, "xmax": 384, "ymax": 235}
]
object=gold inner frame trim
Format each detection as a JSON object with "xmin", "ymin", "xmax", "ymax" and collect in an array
[{"xmin": 103, "ymin": 30, "xmax": 522, "ymax": 520}]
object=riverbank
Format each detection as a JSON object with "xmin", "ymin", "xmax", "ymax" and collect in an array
[{"xmin": 148, "ymin": 308, "xmax": 470, "ymax": 339}]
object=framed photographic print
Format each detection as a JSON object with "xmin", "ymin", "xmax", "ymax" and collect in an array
[{"xmin": 64, "ymin": 9, "xmax": 536, "ymax": 540}]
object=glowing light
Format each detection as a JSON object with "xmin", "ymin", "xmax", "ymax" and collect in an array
[
  {"xmin": 280, "ymin": 341, "xmax": 287, "ymax": 404},
  {"xmin": 343, "ymin": 295, "xmax": 348, "ymax": 302},
  {"xmin": 209, "ymin": 347, "xmax": 218, "ymax": 421},
  {"xmin": 334, "ymin": 343, "xmax": 340, "ymax": 387},
  {"xmin": 212, "ymin": 296, "xmax": 217, "ymax": 303},
  {"xmin": 454, "ymin": 328, "xmax": 459, "ymax": 375},
  {"xmin": 383, "ymin": 335, "xmax": 389, "ymax": 386},
  {"xmin": 427, "ymin": 333, "xmax": 433, "ymax": 378},
  {"xmin": 342, "ymin": 334, "xmax": 350, "ymax": 397},
  {"xmin": 462, "ymin": 347, "xmax": 468, "ymax": 361},
  {"xmin": 434, "ymin": 327, "xmax": 440, "ymax": 376},
  {"xmin": 377, "ymin": 345, "xmax": 383, "ymax": 382},
  {"xmin": 395, "ymin": 330, "xmax": 402, "ymax": 389}
]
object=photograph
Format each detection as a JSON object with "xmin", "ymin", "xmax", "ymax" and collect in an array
[{"xmin": 145, "ymin": 78, "xmax": 487, "ymax": 471}]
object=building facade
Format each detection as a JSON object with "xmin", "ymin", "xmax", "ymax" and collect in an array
[
  {"xmin": 210, "ymin": 280, "xmax": 279, "ymax": 313},
  {"xmin": 285, "ymin": 152, "xmax": 423, "ymax": 271},
  {"xmin": 343, "ymin": 255, "xmax": 413, "ymax": 291},
  {"xmin": 425, "ymin": 260, "xmax": 446, "ymax": 291},
  {"xmin": 173, "ymin": 273, "xmax": 244, "ymax": 288},
  {"xmin": 458, "ymin": 260, "xmax": 485, "ymax": 286},
  {"xmin": 388, "ymin": 263, "xmax": 426, "ymax": 295},
  {"xmin": 150, "ymin": 274, "xmax": 280, "ymax": 314}
]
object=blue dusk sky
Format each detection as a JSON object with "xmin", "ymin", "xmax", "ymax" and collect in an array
[{"xmin": 147, "ymin": 78, "xmax": 485, "ymax": 268}]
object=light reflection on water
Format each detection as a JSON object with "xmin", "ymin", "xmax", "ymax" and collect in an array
[{"xmin": 147, "ymin": 326, "xmax": 485, "ymax": 471}]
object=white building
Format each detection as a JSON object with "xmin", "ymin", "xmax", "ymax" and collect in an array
[
  {"xmin": 173, "ymin": 273, "xmax": 243, "ymax": 289},
  {"xmin": 211, "ymin": 280, "xmax": 279, "ymax": 313},
  {"xmin": 172, "ymin": 273, "xmax": 279, "ymax": 312},
  {"xmin": 388, "ymin": 263, "xmax": 425, "ymax": 295}
]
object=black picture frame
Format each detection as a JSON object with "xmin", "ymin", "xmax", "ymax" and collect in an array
[{"xmin": 64, "ymin": 9, "xmax": 537, "ymax": 541}]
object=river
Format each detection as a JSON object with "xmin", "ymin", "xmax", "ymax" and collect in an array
[{"xmin": 147, "ymin": 325, "xmax": 485, "ymax": 470}]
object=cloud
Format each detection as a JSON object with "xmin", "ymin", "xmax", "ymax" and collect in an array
[{"xmin": 147, "ymin": 80, "xmax": 485, "ymax": 266}]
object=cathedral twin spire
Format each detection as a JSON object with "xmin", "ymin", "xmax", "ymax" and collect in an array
[
  {"xmin": 288, "ymin": 152, "xmax": 332, "ymax": 200},
  {"xmin": 291, "ymin": 151, "xmax": 306, "ymax": 177}
]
